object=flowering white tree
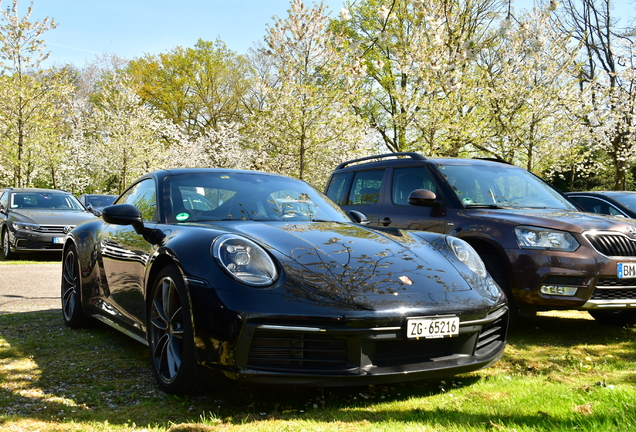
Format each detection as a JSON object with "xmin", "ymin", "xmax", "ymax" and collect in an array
[
  {"xmin": 86, "ymin": 74, "xmax": 180, "ymax": 193},
  {"xmin": 166, "ymin": 122, "xmax": 254, "ymax": 170},
  {"xmin": 244, "ymin": 0, "xmax": 374, "ymax": 188},
  {"xmin": 0, "ymin": 0, "xmax": 73, "ymax": 187},
  {"xmin": 554, "ymin": 0, "xmax": 636, "ymax": 189},
  {"xmin": 335, "ymin": 0, "xmax": 503, "ymax": 155},
  {"xmin": 477, "ymin": 5, "xmax": 590, "ymax": 173}
]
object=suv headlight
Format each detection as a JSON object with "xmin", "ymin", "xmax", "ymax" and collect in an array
[
  {"xmin": 514, "ymin": 226, "xmax": 579, "ymax": 251},
  {"xmin": 211, "ymin": 234, "xmax": 278, "ymax": 287},
  {"xmin": 446, "ymin": 237, "xmax": 487, "ymax": 277},
  {"xmin": 12, "ymin": 222, "xmax": 39, "ymax": 231}
]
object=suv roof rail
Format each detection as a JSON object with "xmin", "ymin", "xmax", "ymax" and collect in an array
[
  {"xmin": 336, "ymin": 152, "xmax": 426, "ymax": 170},
  {"xmin": 473, "ymin": 157, "xmax": 513, "ymax": 165}
]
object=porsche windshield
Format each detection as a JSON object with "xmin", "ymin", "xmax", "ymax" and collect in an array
[
  {"xmin": 436, "ymin": 162, "xmax": 578, "ymax": 210},
  {"xmin": 166, "ymin": 172, "xmax": 351, "ymax": 222}
]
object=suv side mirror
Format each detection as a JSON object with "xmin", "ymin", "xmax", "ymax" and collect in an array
[
  {"xmin": 348, "ymin": 210, "xmax": 370, "ymax": 225},
  {"xmin": 408, "ymin": 189, "xmax": 441, "ymax": 207}
]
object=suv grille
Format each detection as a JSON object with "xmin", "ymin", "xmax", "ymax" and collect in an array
[
  {"xmin": 585, "ymin": 233, "xmax": 636, "ymax": 257},
  {"xmin": 592, "ymin": 278, "xmax": 636, "ymax": 300}
]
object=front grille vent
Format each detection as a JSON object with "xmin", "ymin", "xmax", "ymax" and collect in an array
[
  {"xmin": 591, "ymin": 287, "xmax": 636, "ymax": 301},
  {"xmin": 585, "ymin": 233, "xmax": 636, "ymax": 257},
  {"xmin": 475, "ymin": 310, "xmax": 508, "ymax": 357},
  {"xmin": 247, "ymin": 330, "xmax": 349, "ymax": 372}
]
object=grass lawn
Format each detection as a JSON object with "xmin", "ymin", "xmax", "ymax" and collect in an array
[{"xmin": 0, "ymin": 309, "xmax": 634, "ymax": 432}]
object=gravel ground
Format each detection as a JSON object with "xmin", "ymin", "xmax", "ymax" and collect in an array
[{"xmin": 0, "ymin": 262, "xmax": 62, "ymax": 313}]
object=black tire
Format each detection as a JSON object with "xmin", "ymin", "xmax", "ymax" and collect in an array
[
  {"xmin": 2, "ymin": 227, "xmax": 17, "ymax": 260},
  {"xmin": 148, "ymin": 264, "xmax": 202, "ymax": 395},
  {"xmin": 61, "ymin": 243, "xmax": 89, "ymax": 328},
  {"xmin": 588, "ymin": 309, "xmax": 636, "ymax": 326}
]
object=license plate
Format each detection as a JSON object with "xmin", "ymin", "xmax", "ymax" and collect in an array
[
  {"xmin": 52, "ymin": 236, "xmax": 66, "ymax": 244},
  {"xmin": 407, "ymin": 316, "xmax": 459, "ymax": 339},
  {"xmin": 617, "ymin": 262, "xmax": 636, "ymax": 278}
]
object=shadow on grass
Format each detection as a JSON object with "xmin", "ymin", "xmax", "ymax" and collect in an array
[{"xmin": 0, "ymin": 309, "xmax": 635, "ymax": 431}]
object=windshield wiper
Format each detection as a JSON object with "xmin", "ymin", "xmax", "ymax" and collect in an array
[{"xmin": 464, "ymin": 204, "xmax": 507, "ymax": 209}]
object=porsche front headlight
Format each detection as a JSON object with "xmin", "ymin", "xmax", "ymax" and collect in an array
[
  {"xmin": 514, "ymin": 226, "xmax": 579, "ymax": 251},
  {"xmin": 446, "ymin": 236, "xmax": 487, "ymax": 277},
  {"xmin": 211, "ymin": 234, "xmax": 278, "ymax": 287}
]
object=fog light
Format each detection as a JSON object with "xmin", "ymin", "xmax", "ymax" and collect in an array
[{"xmin": 540, "ymin": 285, "xmax": 578, "ymax": 296}]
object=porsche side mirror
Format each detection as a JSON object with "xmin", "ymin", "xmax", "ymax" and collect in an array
[
  {"xmin": 408, "ymin": 189, "xmax": 441, "ymax": 207},
  {"xmin": 101, "ymin": 204, "xmax": 145, "ymax": 235}
]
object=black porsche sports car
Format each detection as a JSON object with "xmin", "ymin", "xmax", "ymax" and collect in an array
[{"xmin": 61, "ymin": 168, "xmax": 508, "ymax": 394}]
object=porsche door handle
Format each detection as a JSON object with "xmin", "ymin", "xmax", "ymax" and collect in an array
[{"xmin": 382, "ymin": 217, "xmax": 391, "ymax": 227}]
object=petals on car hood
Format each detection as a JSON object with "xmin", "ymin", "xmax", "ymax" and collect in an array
[{"xmin": 231, "ymin": 222, "xmax": 493, "ymax": 313}]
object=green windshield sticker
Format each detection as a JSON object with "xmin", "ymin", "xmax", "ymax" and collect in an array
[{"xmin": 176, "ymin": 212, "xmax": 190, "ymax": 221}]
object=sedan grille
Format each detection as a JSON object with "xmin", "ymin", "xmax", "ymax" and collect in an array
[
  {"xmin": 585, "ymin": 233, "xmax": 636, "ymax": 257},
  {"xmin": 36, "ymin": 225, "xmax": 69, "ymax": 234}
]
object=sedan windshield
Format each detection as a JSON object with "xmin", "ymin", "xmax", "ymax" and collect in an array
[
  {"xmin": 166, "ymin": 172, "xmax": 352, "ymax": 223},
  {"xmin": 437, "ymin": 162, "xmax": 578, "ymax": 210},
  {"xmin": 11, "ymin": 192, "xmax": 85, "ymax": 211}
]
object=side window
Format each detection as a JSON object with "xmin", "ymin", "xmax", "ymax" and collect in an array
[
  {"xmin": 325, "ymin": 174, "xmax": 349, "ymax": 206},
  {"xmin": 118, "ymin": 179, "xmax": 157, "ymax": 222},
  {"xmin": 609, "ymin": 205, "xmax": 625, "ymax": 217},
  {"xmin": 348, "ymin": 170, "xmax": 384, "ymax": 205},
  {"xmin": 392, "ymin": 167, "xmax": 436, "ymax": 205},
  {"xmin": 0, "ymin": 191, "xmax": 7, "ymax": 211},
  {"xmin": 573, "ymin": 197, "xmax": 604, "ymax": 214}
]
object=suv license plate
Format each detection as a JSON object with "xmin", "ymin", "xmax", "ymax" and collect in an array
[
  {"xmin": 617, "ymin": 263, "xmax": 636, "ymax": 278},
  {"xmin": 407, "ymin": 316, "xmax": 459, "ymax": 339},
  {"xmin": 52, "ymin": 237, "xmax": 67, "ymax": 244}
]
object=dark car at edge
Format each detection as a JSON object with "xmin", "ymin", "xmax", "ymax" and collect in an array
[
  {"xmin": 566, "ymin": 191, "xmax": 636, "ymax": 219},
  {"xmin": 325, "ymin": 153, "xmax": 636, "ymax": 325},
  {"xmin": 61, "ymin": 168, "xmax": 508, "ymax": 394}
]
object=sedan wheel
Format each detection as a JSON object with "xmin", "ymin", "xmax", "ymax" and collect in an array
[
  {"xmin": 148, "ymin": 265, "xmax": 200, "ymax": 394},
  {"xmin": 61, "ymin": 244, "xmax": 88, "ymax": 327},
  {"xmin": 2, "ymin": 228, "xmax": 17, "ymax": 260}
]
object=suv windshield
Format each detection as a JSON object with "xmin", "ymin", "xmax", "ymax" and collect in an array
[{"xmin": 437, "ymin": 162, "xmax": 577, "ymax": 210}]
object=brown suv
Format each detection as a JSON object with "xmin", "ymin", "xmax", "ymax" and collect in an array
[{"xmin": 325, "ymin": 153, "xmax": 636, "ymax": 324}]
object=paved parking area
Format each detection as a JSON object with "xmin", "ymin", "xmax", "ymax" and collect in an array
[{"xmin": 0, "ymin": 263, "xmax": 61, "ymax": 313}]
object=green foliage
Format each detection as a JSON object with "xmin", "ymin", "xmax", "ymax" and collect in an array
[{"xmin": 127, "ymin": 39, "xmax": 253, "ymax": 134}]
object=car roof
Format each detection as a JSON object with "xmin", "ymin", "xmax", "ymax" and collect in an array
[
  {"xmin": 149, "ymin": 168, "xmax": 296, "ymax": 181},
  {"xmin": 332, "ymin": 152, "xmax": 516, "ymax": 172},
  {"xmin": 567, "ymin": 191, "xmax": 636, "ymax": 196},
  {"xmin": 2, "ymin": 187, "xmax": 72, "ymax": 194}
]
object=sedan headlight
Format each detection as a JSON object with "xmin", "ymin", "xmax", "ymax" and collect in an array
[
  {"xmin": 446, "ymin": 237, "xmax": 487, "ymax": 277},
  {"xmin": 12, "ymin": 222, "xmax": 39, "ymax": 231},
  {"xmin": 211, "ymin": 234, "xmax": 278, "ymax": 287},
  {"xmin": 514, "ymin": 226, "xmax": 579, "ymax": 251}
]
